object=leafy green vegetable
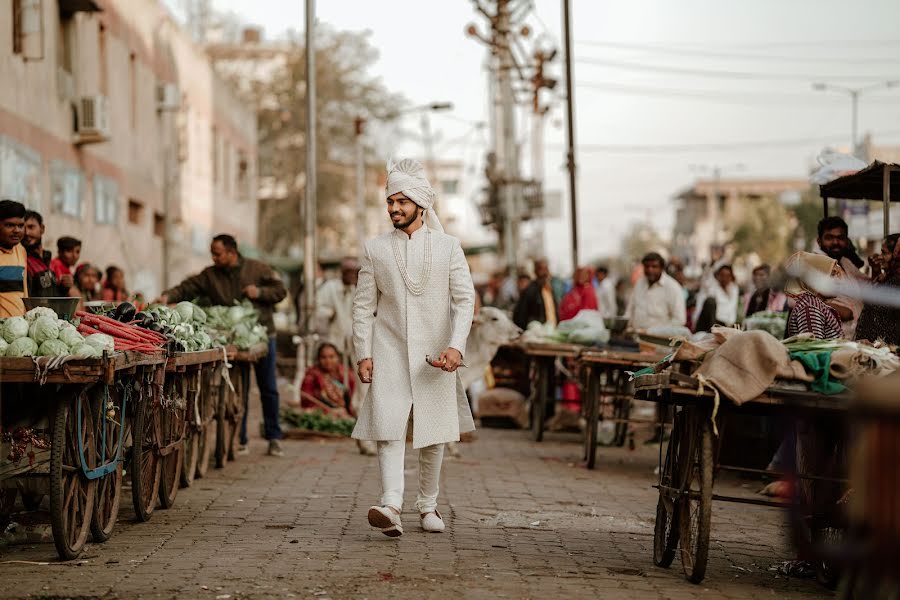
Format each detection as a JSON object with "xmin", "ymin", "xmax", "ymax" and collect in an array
[
  {"xmin": 174, "ymin": 301, "xmax": 195, "ymax": 323},
  {"xmin": 70, "ymin": 343, "xmax": 101, "ymax": 359},
  {"xmin": 2, "ymin": 317, "xmax": 29, "ymax": 343},
  {"xmin": 38, "ymin": 339, "xmax": 70, "ymax": 357},
  {"xmin": 59, "ymin": 327, "xmax": 84, "ymax": 348},
  {"xmin": 6, "ymin": 337, "xmax": 38, "ymax": 357},
  {"xmin": 28, "ymin": 316, "xmax": 60, "ymax": 345},
  {"xmin": 83, "ymin": 333, "xmax": 115, "ymax": 353},
  {"xmin": 280, "ymin": 407, "xmax": 356, "ymax": 436},
  {"xmin": 0, "ymin": 338, "xmax": 8, "ymax": 354},
  {"xmin": 25, "ymin": 306, "xmax": 57, "ymax": 323}
]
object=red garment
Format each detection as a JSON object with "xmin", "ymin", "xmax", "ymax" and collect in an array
[
  {"xmin": 50, "ymin": 257, "xmax": 71, "ymax": 280},
  {"xmin": 300, "ymin": 365, "xmax": 356, "ymax": 414},
  {"xmin": 559, "ymin": 283, "xmax": 599, "ymax": 321}
]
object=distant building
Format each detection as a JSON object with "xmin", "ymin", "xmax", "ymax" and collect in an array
[
  {"xmin": 0, "ymin": 0, "xmax": 257, "ymax": 298},
  {"xmin": 672, "ymin": 177, "xmax": 809, "ymax": 266}
]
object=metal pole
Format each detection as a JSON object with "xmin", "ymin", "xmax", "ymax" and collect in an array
[
  {"xmin": 303, "ymin": 0, "xmax": 317, "ymax": 335},
  {"xmin": 421, "ymin": 111, "xmax": 437, "ymax": 185},
  {"xmin": 851, "ymin": 90, "xmax": 859, "ymax": 157},
  {"xmin": 498, "ymin": 0, "xmax": 518, "ymax": 275},
  {"xmin": 355, "ymin": 117, "xmax": 365, "ymax": 255},
  {"xmin": 161, "ymin": 110, "xmax": 171, "ymax": 290},
  {"xmin": 562, "ymin": 0, "xmax": 579, "ymax": 270},
  {"xmin": 884, "ymin": 166, "xmax": 891, "ymax": 239}
]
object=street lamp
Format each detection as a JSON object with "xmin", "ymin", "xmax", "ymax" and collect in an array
[{"xmin": 812, "ymin": 80, "xmax": 900, "ymax": 157}]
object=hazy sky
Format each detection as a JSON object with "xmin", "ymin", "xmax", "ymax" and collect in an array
[{"xmin": 165, "ymin": 0, "xmax": 900, "ymax": 273}]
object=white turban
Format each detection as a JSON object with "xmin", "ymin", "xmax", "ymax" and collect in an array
[{"xmin": 385, "ymin": 158, "xmax": 443, "ymax": 233}]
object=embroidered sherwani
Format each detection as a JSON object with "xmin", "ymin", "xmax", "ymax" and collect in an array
[{"xmin": 351, "ymin": 225, "xmax": 476, "ymax": 449}]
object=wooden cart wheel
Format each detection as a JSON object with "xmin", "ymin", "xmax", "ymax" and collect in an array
[
  {"xmin": 678, "ymin": 409, "xmax": 714, "ymax": 584},
  {"xmin": 180, "ymin": 428, "xmax": 199, "ymax": 488},
  {"xmin": 90, "ymin": 385, "xmax": 124, "ymax": 543},
  {"xmin": 530, "ymin": 360, "xmax": 547, "ymax": 442},
  {"xmin": 653, "ymin": 410, "xmax": 683, "ymax": 568},
  {"xmin": 612, "ymin": 372, "xmax": 631, "ymax": 447},
  {"xmin": 49, "ymin": 390, "xmax": 97, "ymax": 561},
  {"xmin": 227, "ymin": 366, "xmax": 246, "ymax": 462},
  {"xmin": 215, "ymin": 367, "xmax": 239, "ymax": 468},
  {"xmin": 195, "ymin": 370, "xmax": 216, "ymax": 478},
  {"xmin": 584, "ymin": 370, "xmax": 600, "ymax": 469},
  {"xmin": 131, "ymin": 380, "xmax": 161, "ymax": 522},
  {"xmin": 159, "ymin": 378, "xmax": 186, "ymax": 509}
]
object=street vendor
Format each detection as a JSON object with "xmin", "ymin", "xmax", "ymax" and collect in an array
[
  {"xmin": 353, "ymin": 158, "xmax": 476, "ymax": 537},
  {"xmin": 0, "ymin": 200, "xmax": 28, "ymax": 318},
  {"xmin": 158, "ymin": 234, "xmax": 287, "ymax": 458},
  {"xmin": 784, "ymin": 251, "xmax": 844, "ymax": 340},
  {"xmin": 625, "ymin": 252, "xmax": 686, "ymax": 331},
  {"xmin": 22, "ymin": 210, "xmax": 65, "ymax": 298},
  {"xmin": 814, "ymin": 217, "xmax": 864, "ymax": 338}
]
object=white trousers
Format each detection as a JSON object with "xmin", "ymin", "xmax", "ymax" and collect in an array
[{"xmin": 377, "ymin": 418, "xmax": 444, "ymax": 514}]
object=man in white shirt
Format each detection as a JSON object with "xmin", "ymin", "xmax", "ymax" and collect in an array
[
  {"xmin": 693, "ymin": 264, "xmax": 740, "ymax": 331},
  {"xmin": 625, "ymin": 253, "xmax": 687, "ymax": 330},
  {"xmin": 316, "ymin": 257, "xmax": 359, "ymax": 349},
  {"xmin": 594, "ymin": 265, "xmax": 618, "ymax": 318}
]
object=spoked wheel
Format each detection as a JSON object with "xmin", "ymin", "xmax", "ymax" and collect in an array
[
  {"xmin": 226, "ymin": 366, "xmax": 245, "ymax": 463},
  {"xmin": 530, "ymin": 361, "xmax": 547, "ymax": 442},
  {"xmin": 196, "ymin": 368, "xmax": 218, "ymax": 478},
  {"xmin": 159, "ymin": 377, "xmax": 186, "ymax": 509},
  {"xmin": 90, "ymin": 385, "xmax": 125, "ymax": 543},
  {"xmin": 195, "ymin": 420, "xmax": 214, "ymax": 479},
  {"xmin": 49, "ymin": 390, "xmax": 97, "ymax": 560},
  {"xmin": 215, "ymin": 374, "xmax": 235, "ymax": 468},
  {"xmin": 678, "ymin": 408, "xmax": 715, "ymax": 584},
  {"xmin": 181, "ymin": 372, "xmax": 203, "ymax": 488},
  {"xmin": 653, "ymin": 410, "xmax": 684, "ymax": 568},
  {"xmin": 583, "ymin": 370, "xmax": 600, "ymax": 469},
  {"xmin": 131, "ymin": 377, "xmax": 162, "ymax": 522},
  {"xmin": 611, "ymin": 372, "xmax": 631, "ymax": 447}
]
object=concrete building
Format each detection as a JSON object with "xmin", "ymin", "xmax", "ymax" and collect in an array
[
  {"xmin": 672, "ymin": 177, "xmax": 809, "ymax": 267},
  {"xmin": 0, "ymin": 0, "xmax": 257, "ymax": 299}
]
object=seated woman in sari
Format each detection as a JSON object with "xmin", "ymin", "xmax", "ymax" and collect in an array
[{"xmin": 301, "ymin": 342, "xmax": 356, "ymax": 416}]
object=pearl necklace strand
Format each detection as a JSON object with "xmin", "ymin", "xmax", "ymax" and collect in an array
[{"xmin": 391, "ymin": 230, "xmax": 432, "ymax": 296}]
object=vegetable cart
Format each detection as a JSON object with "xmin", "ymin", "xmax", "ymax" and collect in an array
[
  {"xmin": 0, "ymin": 351, "xmax": 165, "ymax": 560},
  {"xmin": 163, "ymin": 349, "xmax": 223, "ymax": 500},
  {"xmin": 215, "ymin": 343, "xmax": 268, "ymax": 467},
  {"xmin": 518, "ymin": 341, "xmax": 584, "ymax": 442},
  {"xmin": 634, "ymin": 370, "xmax": 848, "ymax": 585},
  {"xmin": 578, "ymin": 348, "xmax": 669, "ymax": 469}
]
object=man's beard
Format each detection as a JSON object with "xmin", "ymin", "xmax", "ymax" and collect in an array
[
  {"xmin": 392, "ymin": 211, "xmax": 418, "ymax": 230},
  {"xmin": 22, "ymin": 237, "xmax": 40, "ymax": 251}
]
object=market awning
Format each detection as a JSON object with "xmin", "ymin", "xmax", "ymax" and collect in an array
[{"xmin": 819, "ymin": 160, "xmax": 900, "ymax": 201}]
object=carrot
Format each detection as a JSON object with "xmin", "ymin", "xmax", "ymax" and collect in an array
[{"xmin": 78, "ymin": 313, "xmax": 166, "ymax": 343}]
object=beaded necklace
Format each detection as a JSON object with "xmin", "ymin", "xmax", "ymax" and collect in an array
[{"xmin": 391, "ymin": 229, "xmax": 432, "ymax": 296}]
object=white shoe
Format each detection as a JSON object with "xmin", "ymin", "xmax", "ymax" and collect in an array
[
  {"xmin": 368, "ymin": 506, "xmax": 403, "ymax": 537},
  {"xmin": 237, "ymin": 444, "xmax": 250, "ymax": 456},
  {"xmin": 420, "ymin": 510, "xmax": 445, "ymax": 533}
]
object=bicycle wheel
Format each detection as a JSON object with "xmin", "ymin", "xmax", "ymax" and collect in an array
[
  {"xmin": 49, "ymin": 390, "xmax": 97, "ymax": 560},
  {"xmin": 678, "ymin": 409, "xmax": 714, "ymax": 584},
  {"xmin": 653, "ymin": 410, "xmax": 683, "ymax": 568},
  {"xmin": 90, "ymin": 385, "xmax": 124, "ymax": 543}
]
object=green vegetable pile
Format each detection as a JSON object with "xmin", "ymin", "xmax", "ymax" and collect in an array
[
  {"xmin": 744, "ymin": 311, "xmax": 788, "ymax": 340},
  {"xmin": 203, "ymin": 301, "xmax": 269, "ymax": 350},
  {"xmin": 0, "ymin": 308, "xmax": 108, "ymax": 358},
  {"xmin": 280, "ymin": 407, "xmax": 355, "ymax": 437},
  {"xmin": 147, "ymin": 302, "xmax": 214, "ymax": 352}
]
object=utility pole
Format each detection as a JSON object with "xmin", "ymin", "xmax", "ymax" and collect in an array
[
  {"xmin": 812, "ymin": 80, "xmax": 899, "ymax": 157},
  {"xmin": 562, "ymin": 0, "xmax": 578, "ymax": 270},
  {"xmin": 354, "ymin": 116, "xmax": 365, "ymax": 255},
  {"xmin": 302, "ymin": 0, "xmax": 317, "ymax": 335},
  {"xmin": 531, "ymin": 47, "xmax": 556, "ymax": 258}
]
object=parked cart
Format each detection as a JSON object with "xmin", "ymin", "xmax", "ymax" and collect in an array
[
  {"xmin": 214, "ymin": 343, "xmax": 268, "ymax": 467},
  {"xmin": 634, "ymin": 370, "xmax": 848, "ymax": 585},
  {"xmin": 517, "ymin": 341, "xmax": 583, "ymax": 442}
]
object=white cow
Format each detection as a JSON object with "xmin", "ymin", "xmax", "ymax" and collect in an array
[{"xmin": 461, "ymin": 306, "xmax": 522, "ymax": 390}]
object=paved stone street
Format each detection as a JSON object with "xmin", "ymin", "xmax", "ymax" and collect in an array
[{"xmin": 0, "ymin": 413, "xmax": 829, "ymax": 599}]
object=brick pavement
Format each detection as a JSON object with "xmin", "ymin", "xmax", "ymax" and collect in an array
[{"xmin": 0, "ymin": 420, "xmax": 830, "ymax": 599}]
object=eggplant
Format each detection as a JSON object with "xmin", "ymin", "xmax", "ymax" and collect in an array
[
  {"xmin": 113, "ymin": 302, "xmax": 137, "ymax": 323},
  {"xmin": 147, "ymin": 311, "xmax": 159, "ymax": 323},
  {"xmin": 146, "ymin": 322, "xmax": 165, "ymax": 334},
  {"xmin": 133, "ymin": 311, "xmax": 154, "ymax": 328}
]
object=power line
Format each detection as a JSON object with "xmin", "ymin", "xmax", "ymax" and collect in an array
[
  {"xmin": 575, "ymin": 56, "xmax": 900, "ymax": 82},
  {"xmin": 574, "ymin": 80, "xmax": 900, "ymax": 106},
  {"xmin": 576, "ymin": 40, "xmax": 900, "ymax": 65},
  {"xmin": 548, "ymin": 130, "xmax": 900, "ymax": 154}
]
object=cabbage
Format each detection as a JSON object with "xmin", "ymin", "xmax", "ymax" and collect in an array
[
  {"xmin": 38, "ymin": 339, "xmax": 70, "ymax": 357},
  {"xmin": 174, "ymin": 302, "xmax": 195, "ymax": 323},
  {"xmin": 59, "ymin": 327, "xmax": 84, "ymax": 348},
  {"xmin": 70, "ymin": 343, "xmax": 100, "ymax": 359},
  {"xmin": 227, "ymin": 305, "xmax": 249, "ymax": 326},
  {"xmin": 28, "ymin": 316, "xmax": 60, "ymax": 345},
  {"xmin": 0, "ymin": 338, "xmax": 7, "ymax": 354},
  {"xmin": 25, "ymin": 306, "xmax": 57, "ymax": 323},
  {"xmin": 2, "ymin": 317, "xmax": 29, "ymax": 343},
  {"xmin": 173, "ymin": 323, "xmax": 194, "ymax": 339},
  {"xmin": 6, "ymin": 337, "xmax": 38, "ymax": 357},
  {"xmin": 58, "ymin": 319, "xmax": 76, "ymax": 331},
  {"xmin": 83, "ymin": 333, "xmax": 115, "ymax": 354},
  {"xmin": 192, "ymin": 305, "xmax": 207, "ymax": 324}
]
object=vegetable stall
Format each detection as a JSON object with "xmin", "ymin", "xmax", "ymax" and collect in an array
[{"xmin": 0, "ymin": 298, "xmax": 272, "ymax": 560}]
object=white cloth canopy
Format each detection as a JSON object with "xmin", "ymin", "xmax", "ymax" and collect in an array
[{"xmin": 385, "ymin": 158, "xmax": 444, "ymax": 233}]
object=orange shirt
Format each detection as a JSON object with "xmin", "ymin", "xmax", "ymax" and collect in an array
[{"xmin": 0, "ymin": 244, "xmax": 28, "ymax": 317}]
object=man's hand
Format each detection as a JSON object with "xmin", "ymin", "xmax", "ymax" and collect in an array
[
  {"xmin": 243, "ymin": 284, "xmax": 260, "ymax": 300},
  {"xmin": 358, "ymin": 358, "xmax": 373, "ymax": 383},
  {"xmin": 437, "ymin": 348, "xmax": 462, "ymax": 373},
  {"xmin": 60, "ymin": 274, "xmax": 74, "ymax": 289}
]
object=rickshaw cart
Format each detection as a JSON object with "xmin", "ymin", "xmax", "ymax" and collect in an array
[
  {"xmin": 215, "ymin": 343, "xmax": 268, "ymax": 467},
  {"xmin": 578, "ymin": 348, "xmax": 669, "ymax": 469},
  {"xmin": 162, "ymin": 349, "xmax": 223, "ymax": 502},
  {"xmin": 634, "ymin": 370, "xmax": 848, "ymax": 585},
  {"xmin": 0, "ymin": 351, "xmax": 165, "ymax": 560},
  {"xmin": 518, "ymin": 341, "xmax": 584, "ymax": 442}
]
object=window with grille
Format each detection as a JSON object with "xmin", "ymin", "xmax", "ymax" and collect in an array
[
  {"xmin": 0, "ymin": 135, "xmax": 43, "ymax": 210},
  {"xmin": 50, "ymin": 161, "xmax": 84, "ymax": 219}
]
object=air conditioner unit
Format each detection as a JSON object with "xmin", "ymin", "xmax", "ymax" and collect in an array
[
  {"xmin": 156, "ymin": 83, "xmax": 180, "ymax": 112},
  {"xmin": 74, "ymin": 95, "xmax": 110, "ymax": 144}
]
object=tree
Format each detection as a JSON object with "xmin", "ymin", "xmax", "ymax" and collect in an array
[
  {"xmin": 730, "ymin": 196, "xmax": 796, "ymax": 266},
  {"xmin": 212, "ymin": 25, "xmax": 406, "ymax": 257}
]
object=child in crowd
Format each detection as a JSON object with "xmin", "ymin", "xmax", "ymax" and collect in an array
[{"xmin": 50, "ymin": 236, "xmax": 81, "ymax": 293}]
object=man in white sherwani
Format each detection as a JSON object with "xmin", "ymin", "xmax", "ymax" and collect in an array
[{"xmin": 353, "ymin": 158, "xmax": 476, "ymax": 537}]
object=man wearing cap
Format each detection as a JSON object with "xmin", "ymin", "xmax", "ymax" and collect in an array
[
  {"xmin": 353, "ymin": 158, "xmax": 476, "ymax": 537},
  {"xmin": 0, "ymin": 200, "xmax": 28, "ymax": 317}
]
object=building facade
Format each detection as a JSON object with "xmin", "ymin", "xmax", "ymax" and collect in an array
[{"xmin": 0, "ymin": 0, "xmax": 257, "ymax": 299}]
